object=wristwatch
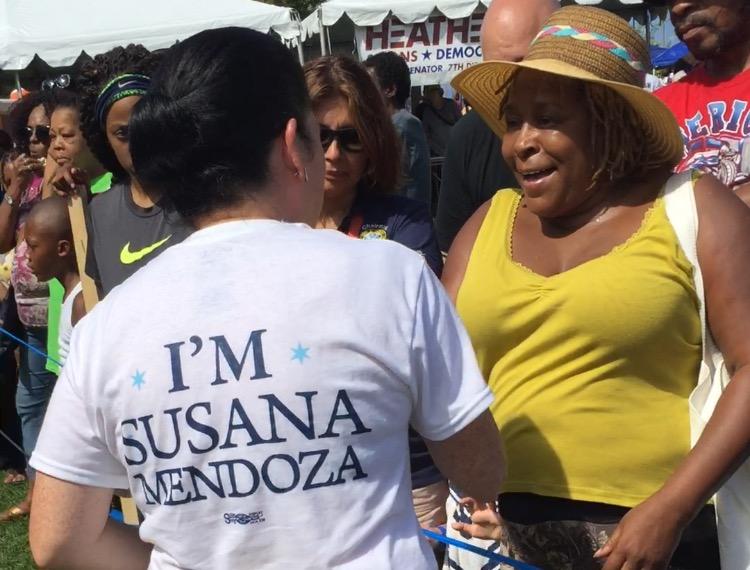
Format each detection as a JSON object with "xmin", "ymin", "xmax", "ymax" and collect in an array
[{"xmin": 3, "ymin": 193, "xmax": 14, "ymax": 207}]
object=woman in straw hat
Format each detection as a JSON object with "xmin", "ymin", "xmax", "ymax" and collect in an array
[{"xmin": 442, "ymin": 5, "xmax": 750, "ymax": 570}]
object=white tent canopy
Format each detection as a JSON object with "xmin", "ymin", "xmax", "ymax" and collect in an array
[
  {"xmin": 319, "ymin": 0, "xmax": 490, "ymax": 27},
  {"xmin": 300, "ymin": 0, "xmax": 488, "ymax": 41},
  {"xmin": 0, "ymin": 0, "xmax": 300, "ymax": 70},
  {"xmin": 300, "ymin": 0, "xmax": 650, "ymax": 42}
]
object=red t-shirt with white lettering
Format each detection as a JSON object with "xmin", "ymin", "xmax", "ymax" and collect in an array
[{"xmin": 655, "ymin": 67, "xmax": 750, "ymax": 188}]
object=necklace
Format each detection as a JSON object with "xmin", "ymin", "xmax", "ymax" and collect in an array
[
  {"xmin": 593, "ymin": 204, "xmax": 610, "ymax": 223},
  {"xmin": 521, "ymin": 194, "xmax": 613, "ymax": 231}
]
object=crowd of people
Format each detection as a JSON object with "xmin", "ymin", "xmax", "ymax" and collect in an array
[{"xmin": 0, "ymin": 0, "xmax": 747, "ymax": 569}]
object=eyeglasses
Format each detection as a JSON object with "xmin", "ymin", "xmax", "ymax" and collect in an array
[
  {"xmin": 319, "ymin": 126, "xmax": 363, "ymax": 153},
  {"xmin": 41, "ymin": 74, "xmax": 71, "ymax": 91},
  {"xmin": 24, "ymin": 125, "xmax": 51, "ymax": 143}
]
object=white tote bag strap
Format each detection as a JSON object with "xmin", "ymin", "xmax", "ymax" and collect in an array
[
  {"xmin": 663, "ymin": 171, "xmax": 727, "ymax": 420},
  {"xmin": 664, "ymin": 172, "xmax": 750, "ymax": 570},
  {"xmin": 662, "ymin": 171, "xmax": 723, "ymax": 434},
  {"xmin": 663, "ymin": 171, "xmax": 706, "ymax": 341}
]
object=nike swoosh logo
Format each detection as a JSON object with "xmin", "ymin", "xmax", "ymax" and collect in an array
[
  {"xmin": 120, "ymin": 235, "xmax": 172, "ymax": 265},
  {"xmin": 118, "ymin": 79, "xmax": 142, "ymax": 89}
]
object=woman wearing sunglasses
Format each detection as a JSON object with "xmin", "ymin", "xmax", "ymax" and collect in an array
[
  {"xmin": 303, "ymin": 56, "xmax": 447, "ymax": 534},
  {"xmin": 0, "ymin": 90, "xmax": 57, "ymax": 522},
  {"xmin": 304, "ymin": 56, "xmax": 442, "ymax": 276},
  {"xmin": 1, "ymin": 93, "xmax": 51, "ymax": 219}
]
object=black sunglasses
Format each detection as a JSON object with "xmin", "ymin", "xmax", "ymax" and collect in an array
[
  {"xmin": 25, "ymin": 125, "xmax": 51, "ymax": 143},
  {"xmin": 319, "ymin": 126, "xmax": 363, "ymax": 153}
]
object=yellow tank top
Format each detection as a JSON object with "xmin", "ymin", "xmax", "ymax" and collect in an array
[{"xmin": 457, "ymin": 189, "xmax": 701, "ymax": 507}]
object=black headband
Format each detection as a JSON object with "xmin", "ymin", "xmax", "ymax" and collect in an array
[{"xmin": 94, "ymin": 73, "xmax": 151, "ymax": 129}]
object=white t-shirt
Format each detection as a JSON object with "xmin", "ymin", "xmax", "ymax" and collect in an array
[
  {"xmin": 58, "ymin": 280, "xmax": 83, "ymax": 367},
  {"xmin": 31, "ymin": 220, "xmax": 493, "ymax": 570}
]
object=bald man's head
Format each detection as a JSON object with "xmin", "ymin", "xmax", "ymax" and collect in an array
[{"xmin": 480, "ymin": 0, "xmax": 559, "ymax": 62}]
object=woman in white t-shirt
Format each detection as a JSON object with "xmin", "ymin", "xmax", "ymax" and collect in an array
[{"xmin": 28, "ymin": 27, "xmax": 505, "ymax": 570}]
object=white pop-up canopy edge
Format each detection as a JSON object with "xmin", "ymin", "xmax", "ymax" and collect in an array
[
  {"xmin": 0, "ymin": 0, "xmax": 301, "ymax": 70},
  {"xmin": 300, "ymin": 0, "xmax": 489, "ymax": 42},
  {"xmin": 299, "ymin": 0, "xmax": 650, "ymax": 44}
]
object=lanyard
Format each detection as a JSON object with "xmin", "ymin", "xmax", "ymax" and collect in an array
[{"xmin": 343, "ymin": 213, "xmax": 364, "ymax": 238}]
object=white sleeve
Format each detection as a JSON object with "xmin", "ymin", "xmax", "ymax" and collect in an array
[
  {"xmin": 30, "ymin": 326, "xmax": 129, "ymax": 489},
  {"xmin": 408, "ymin": 264, "xmax": 494, "ymax": 441}
]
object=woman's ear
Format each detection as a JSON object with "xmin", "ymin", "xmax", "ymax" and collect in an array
[{"xmin": 281, "ymin": 117, "xmax": 305, "ymax": 178}]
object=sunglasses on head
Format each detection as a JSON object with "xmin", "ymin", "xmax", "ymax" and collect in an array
[
  {"xmin": 25, "ymin": 125, "xmax": 51, "ymax": 143},
  {"xmin": 319, "ymin": 126, "xmax": 363, "ymax": 153},
  {"xmin": 41, "ymin": 74, "xmax": 71, "ymax": 91}
]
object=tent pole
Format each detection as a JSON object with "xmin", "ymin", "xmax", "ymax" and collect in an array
[
  {"xmin": 318, "ymin": 7, "xmax": 327, "ymax": 56},
  {"xmin": 293, "ymin": 10, "xmax": 305, "ymax": 63},
  {"xmin": 14, "ymin": 71, "xmax": 22, "ymax": 95},
  {"xmin": 644, "ymin": 6, "xmax": 652, "ymax": 47}
]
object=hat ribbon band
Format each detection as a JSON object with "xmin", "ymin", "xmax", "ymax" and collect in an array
[{"xmin": 533, "ymin": 25, "xmax": 645, "ymax": 72}]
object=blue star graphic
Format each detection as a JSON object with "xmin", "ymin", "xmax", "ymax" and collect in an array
[
  {"xmin": 132, "ymin": 370, "xmax": 146, "ymax": 390},
  {"xmin": 291, "ymin": 343, "xmax": 310, "ymax": 364},
  {"xmin": 422, "ymin": 50, "xmax": 431, "ymax": 60}
]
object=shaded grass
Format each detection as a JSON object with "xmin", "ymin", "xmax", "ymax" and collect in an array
[{"xmin": 0, "ymin": 471, "xmax": 34, "ymax": 569}]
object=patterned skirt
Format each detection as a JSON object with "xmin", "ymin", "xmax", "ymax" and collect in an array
[{"xmin": 443, "ymin": 491, "xmax": 720, "ymax": 570}]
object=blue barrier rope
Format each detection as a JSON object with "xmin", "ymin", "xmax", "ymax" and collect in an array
[
  {"xmin": 0, "ymin": 325, "xmax": 62, "ymax": 368},
  {"xmin": 0, "ymin": 326, "xmax": 60, "ymax": 459},
  {"xmin": 423, "ymin": 528, "xmax": 540, "ymax": 570}
]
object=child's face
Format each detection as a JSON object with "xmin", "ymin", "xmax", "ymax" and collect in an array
[{"xmin": 25, "ymin": 218, "xmax": 59, "ymax": 283}]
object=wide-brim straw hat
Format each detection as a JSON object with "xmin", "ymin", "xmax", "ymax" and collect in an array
[{"xmin": 452, "ymin": 6, "xmax": 683, "ymax": 168}]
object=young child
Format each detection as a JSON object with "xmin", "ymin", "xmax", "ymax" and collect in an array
[{"xmin": 24, "ymin": 196, "xmax": 83, "ymax": 367}]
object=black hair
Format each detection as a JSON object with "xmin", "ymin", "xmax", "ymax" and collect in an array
[
  {"xmin": 6, "ymin": 89, "xmax": 82, "ymax": 154},
  {"xmin": 6, "ymin": 91, "xmax": 51, "ymax": 152},
  {"xmin": 46, "ymin": 89, "xmax": 80, "ymax": 113},
  {"xmin": 76, "ymin": 45, "xmax": 160, "ymax": 181},
  {"xmin": 0, "ymin": 130, "xmax": 12, "ymax": 155},
  {"xmin": 129, "ymin": 27, "xmax": 312, "ymax": 221},
  {"xmin": 364, "ymin": 51, "xmax": 411, "ymax": 109}
]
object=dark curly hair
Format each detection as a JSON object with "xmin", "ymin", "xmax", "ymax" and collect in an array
[
  {"xmin": 6, "ymin": 91, "xmax": 53, "ymax": 153},
  {"xmin": 364, "ymin": 51, "xmax": 411, "ymax": 109},
  {"xmin": 76, "ymin": 44, "xmax": 160, "ymax": 181}
]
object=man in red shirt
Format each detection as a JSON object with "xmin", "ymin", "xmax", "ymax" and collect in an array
[{"xmin": 652, "ymin": 0, "xmax": 750, "ymax": 201}]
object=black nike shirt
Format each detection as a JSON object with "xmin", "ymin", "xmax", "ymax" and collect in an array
[{"xmin": 86, "ymin": 182, "xmax": 192, "ymax": 296}]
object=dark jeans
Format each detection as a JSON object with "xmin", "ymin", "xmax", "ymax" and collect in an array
[
  {"xmin": 0, "ymin": 352, "xmax": 24, "ymax": 472},
  {"xmin": 16, "ymin": 326, "xmax": 56, "ymax": 478},
  {"xmin": 0, "ymin": 294, "xmax": 24, "ymax": 472}
]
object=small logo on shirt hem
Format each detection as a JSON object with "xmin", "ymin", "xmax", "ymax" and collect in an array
[{"xmin": 224, "ymin": 511, "xmax": 266, "ymax": 525}]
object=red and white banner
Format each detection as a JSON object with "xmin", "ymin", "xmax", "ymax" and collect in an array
[{"xmin": 354, "ymin": 11, "xmax": 485, "ymax": 87}]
